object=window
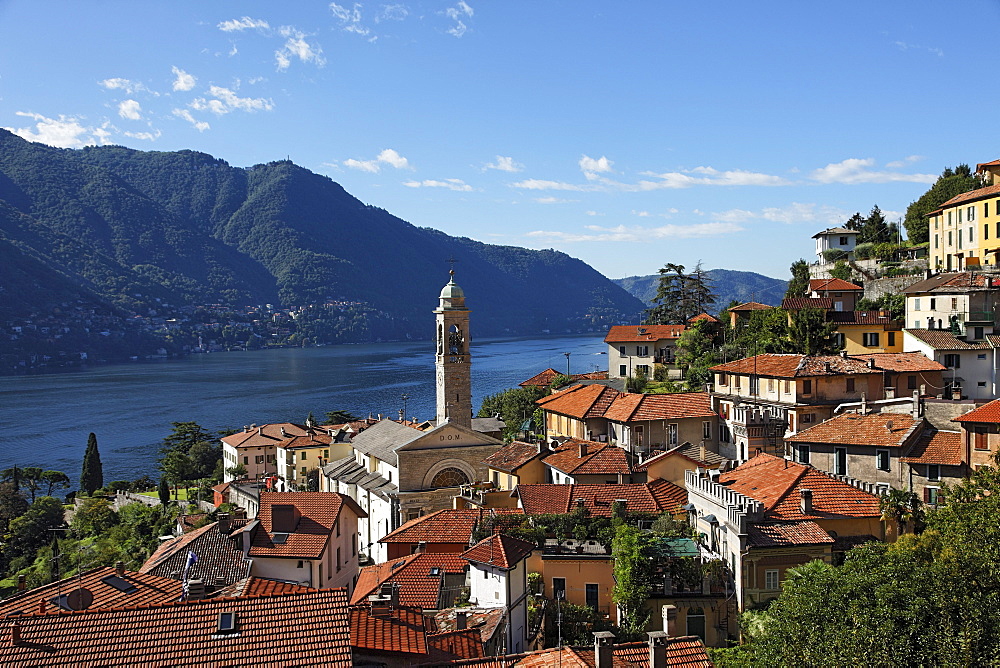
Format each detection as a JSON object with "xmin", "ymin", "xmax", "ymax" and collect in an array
[
  {"xmin": 934, "ymin": 234, "xmax": 939, "ymax": 249},
  {"xmin": 959, "ymin": 208, "xmax": 963, "ymax": 223},
  {"xmin": 925, "ymin": 487, "xmax": 941, "ymax": 505},
  {"xmin": 687, "ymin": 608, "xmax": 706, "ymax": 641},
  {"xmin": 352, "ymin": 533, "xmax": 357, "ymax": 556},
  {"xmin": 987, "ymin": 201, "xmax": 991, "ymax": 218},
  {"xmin": 839, "ymin": 236, "xmax": 848, "ymax": 245},
  {"xmin": 255, "ymin": 455, "xmax": 264, "ymax": 464},
  {"xmin": 768, "ymin": 378, "xmax": 775, "ymax": 392},
  {"xmin": 862, "ymin": 332, "xmax": 880, "ymax": 347},
  {"xmin": 784, "ymin": 380, "xmax": 791, "ymax": 394},
  {"xmin": 431, "ymin": 467, "xmax": 470, "ymax": 488},
  {"xmin": 619, "ymin": 365, "xmax": 627, "ymax": 376},
  {"xmin": 801, "ymin": 379, "xmax": 812, "ymax": 395},
  {"xmin": 619, "ymin": 346, "xmax": 626, "ymax": 356},
  {"xmin": 636, "ymin": 345, "xmax": 648, "ymax": 356},
  {"xmin": 907, "ymin": 375, "xmax": 917, "ymax": 390},
  {"xmin": 484, "ymin": 568, "xmax": 489, "ymax": 579},
  {"xmin": 764, "ymin": 569, "xmax": 779, "ymax": 590},
  {"xmin": 336, "ymin": 519, "xmax": 341, "ymax": 537},
  {"xmin": 718, "ymin": 372, "xmax": 727, "ymax": 385},
  {"xmin": 636, "ymin": 364, "xmax": 650, "ymax": 376},
  {"xmin": 585, "ymin": 583, "xmax": 599, "ymax": 610},
  {"xmin": 930, "ymin": 298, "xmax": 935, "ymax": 310},
  {"xmin": 927, "ymin": 464, "xmax": 940, "ymax": 482},
  {"xmin": 974, "ymin": 327, "xmax": 984, "ymax": 340},
  {"xmin": 667, "ymin": 423, "xmax": 678, "ymax": 446},
  {"xmin": 301, "ymin": 466, "xmax": 307, "ymax": 474},
  {"xmin": 703, "ymin": 421, "xmax": 712, "ymax": 440},
  {"xmin": 888, "ymin": 332, "xmax": 896, "ymax": 346},
  {"xmin": 796, "ymin": 445, "xmax": 810, "ymax": 464},
  {"xmin": 944, "ymin": 354, "xmax": 961, "ymax": 369},
  {"xmin": 969, "ymin": 206, "xmax": 976, "ymax": 221},
  {"xmin": 876, "ymin": 449, "xmax": 890, "ymax": 471},
  {"xmin": 336, "ymin": 547, "xmax": 341, "ymax": 571},
  {"xmin": 749, "ymin": 376, "xmax": 759, "ymax": 395},
  {"xmin": 913, "ymin": 298, "xmax": 921, "ymax": 311},
  {"xmin": 734, "ymin": 375, "xmax": 741, "ymax": 389},
  {"xmin": 243, "ymin": 456, "xmax": 248, "ymax": 465},
  {"xmin": 979, "ymin": 353, "xmax": 988, "ymax": 360},
  {"xmin": 969, "ymin": 227, "xmax": 974, "ymax": 243},
  {"xmin": 975, "ymin": 426, "xmax": 989, "ymax": 450},
  {"xmin": 801, "ymin": 413, "xmax": 816, "ymax": 424},
  {"xmin": 948, "ymin": 230, "xmax": 953, "ymax": 246},
  {"xmin": 846, "ymin": 378, "xmax": 855, "ymax": 392},
  {"xmin": 834, "ymin": 447, "xmax": 847, "ymax": 476},
  {"xmin": 553, "ymin": 577, "xmax": 566, "ymax": 600},
  {"xmin": 300, "ymin": 452, "xmax": 306, "ymax": 460},
  {"xmin": 986, "ymin": 224, "xmax": 990, "ymax": 241},
  {"xmin": 952, "ymin": 298, "xmax": 958, "ymax": 310}
]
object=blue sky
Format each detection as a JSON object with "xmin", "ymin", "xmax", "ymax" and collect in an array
[{"xmin": 2, "ymin": 1, "xmax": 998, "ymax": 281}]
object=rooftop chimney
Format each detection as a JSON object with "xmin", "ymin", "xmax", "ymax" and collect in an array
[
  {"xmin": 456, "ymin": 610, "xmax": 468, "ymax": 630},
  {"xmin": 271, "ymin": 504, "xmax": 299, "ymax": 532},
  {"xmin": 868, "ymin": 358, "xmax": 876, "ymax": 369},
  {"xmin": 415, "ymin": 541, "xmax": 427, "ymax": 554},
  {"xmin": 115, "ymin": 561, "xmax": 125, "ymax": 578},
  {"xmin": 579, "ymin": 442, "xmax": 588, "ymax": 458},
  {"xmin": 824, "ymin": 361, "xmax": 832, "ymax": 372},
  {"xmin": 700, "ymin": 442, "xmax": 707, "ymax": 462},
  {"xmin": 257, "ymin": 426, "xmax": 263, "ymax": 435},
  {"xmin": 661, "ymin": 604, "xmax": 677, "ymax": 634},
  {"xmin": 218, "ymin": 513, "xmax": 231, "ymax": 535},
  {"xmin": 593, "ymin": 631, "xmax": 615, "ymax": 668},
  {"xmin": 647, "ymin": 631, "xmax": 668, "ymax": 668},
  {"xmin": 280, "ymin": 427, "xmax": 287, "ymax": 438},
  {"xmin": 9, "ymin": 621, "xmax": 20, "ymax": 646},
  {"xmin": 16, "ymin": 575, "xmax": 26, "ymax": 592},
  {"xmin": 186, "ymin": 578, "xmax": 206, "ymax": 600},
  {"xmin": 800, "ymin": 489, "xmax": 813, "ymax": 515}
]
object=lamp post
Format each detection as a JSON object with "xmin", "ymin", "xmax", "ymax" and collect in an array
[
  {"xmin": 401, "ymin": 393, "xmax": 409, "ymax": 422},
  {"xmin": 564, "ymin": 352, "xmax": 571, "ymax": 376}
]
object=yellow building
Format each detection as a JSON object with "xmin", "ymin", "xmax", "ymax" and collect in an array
[
  {"xmin": 830, "ymin": 311, "xmax": 904, "ymax": 354},
  {"xmin": 276, "ymin": 431, "xmax": 354, "ymax": 491},
  {"xmin": 929, "ymin": 160, "xmax": 1000, "ymax": 271}
]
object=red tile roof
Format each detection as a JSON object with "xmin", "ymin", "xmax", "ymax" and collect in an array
[
  {"xmin": 516, "ymin": 481, "xmax": 686, "ymax": 517},
  {"xmin": 536, "ymin": 383, "xmax": 622, "ymax": 419},
  {"xmin": 604, "ymin": 392, "xmax": 716, "ymax": 422},
  {"xmin": 543, "ymin": 441, "xmax": 632, "ymax": 476},
  {"xmin": 809, "ymin": 278, "xmax": 863, "ymax": 292},
  {"xmin": 902, "ymin": 271, "xmax": 1000, "ymax": 294},
  {"xmin": 784, "ymin": 413, "xmax": 922, "ymax": 448},
  {"xmin": 432, "ymin": 607, "xmax": 505, "ymax": 647},
  {"xmin": 905, "ymin": 328, "xmax": 992, "ymax": 350},
  {"xmin": 351, "ymin": 553, "xmax": 469, "ymax": 608},
  {"xmin": 782, "ymin": 297, "xmax": 833, "ymax": 310},
  {"xmin": 252, "ymin": 491, "xmax": 365, "ymax": 560},
  {"xmin": 604, "ymin": 325, "xmax": 685, "ymax": 343},
  {"xmin": 279, "ymin": 431, "xmax": 334, "ymax": 450},
  {"xmin": 350, "ymin": 605, "xmax": 428, "ymax": 655},
  {"xmin": 939, "ymin": 182, "xmax": 1000, "ymax": 208},
  {"xmin": 688, "ymin": 312, "xmax": 720, "ymax": 323},
  {"xmin": 462, "ymin": 534, "xmax": 535, "ymax": 570},
  {"xmin": 519, "ymin": 368, "xmax": 608, "ymax": 387},
  {"xmin": 828, "ymin": 311, "xmax": 901, "ymax": 327},
  {"xmin": 728, "ymin": 301, "xmax": 774, "ymax": 312},
  {"xmin": 711, "ymin": 353, "xmax": 882, "ymax": 378},
  {"xmin": 380, "ymin": 508, "xmax": 523, "ymax": 546},
  {"xmin": 484, "ymin": 441, "xmax": 542, "ymax": 473},
  {"xmin": 901, "ymin": 429, "xmax": 964, "ymax": 466},
  {"xmin": 221, "ymin": 422, "xmax": 311, "ymax": 449},
  {"xmin": 720, "ymin": 453, "xmax": 882, "ymax": 521},
  {"xmin": 0, "ymin": 566, "xmax": 183, "ymax": 617},
  {"xmin": 426, "ymin": 628, "xmax": 486, "ymax": 663},
  {"xmin": 746, "ymin": 521, "xmax": 835, "ymax": 548},
  {"xmin": 1, "ymin": 588, "xmax": 352, "ymax": 667},
  {"xmin": 954, "ymin": 399, "xmax": 1000, "ymax": 423},
  {"xmin": 430, "ymin": 636, "xmax": 713, "ymax": 667},
  {"xmin": 634, "ymin": 444, "xmax": 726, "ymax": 471}
]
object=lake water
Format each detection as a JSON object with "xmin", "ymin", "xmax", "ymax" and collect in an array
[{"xmin": 0, "ymin": 334, "xmax": 607, "ymax": 484}]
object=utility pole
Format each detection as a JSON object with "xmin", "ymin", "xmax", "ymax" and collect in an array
[{"xmin": 564, "ymin": 352, "xmax": 571, "ymax": 376}]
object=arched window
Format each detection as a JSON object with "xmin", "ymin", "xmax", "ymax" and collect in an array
[
  {"xmin": 430, "ymin": 467, "xmax": 469, "ymax": 488},
  {"xmin": 448, "ymin": 325, "xmax": 463, "ymax": 354}
]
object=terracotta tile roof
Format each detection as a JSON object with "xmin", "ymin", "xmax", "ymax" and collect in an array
[
  {"xmin": 221, "ymin": 422, "xmax": 311, "ymax": 449},
  {"xmin": 516, "ymin": 481, "xmax": 686, "ymax": 517},
  {"xmin": 810, "ymin": 278, "xmax": 864, "ymax": 292},
  {"xmin": 940, "ymin": 182, "xmax": 1000, "ymax": 208},
  {"xmin": 905, "ymin": 328, "xmax": 993, "ymax": 350},
  {"xmin": 782, "ymin": 297, "xmax": 833, "ymax": 310},
  {"xmin": 426, "ymin": 628, "xmax": 485, "ymax": 663},
  {"xmin": 829, "ymin": 311, "xmax": 901, "ymax": 327},
  {"xmin": 380, "ymin": 508, "xmax": 523, "ymax": 546},
  {"xmin": 728, "ymin": 301, "xmax": 774, "ymax": 312},
  {"xmin": 711, "ymin": 353, "xmax": 882, "ymax": 378},
  {"xmin": 543, "ymin": 441, "xmax": 632, "ymax": 476},
  {"xmin": 784, "ymin": 413, "xmax": 922, "ymax": 448},
  {"xmin": 1, "ymin": 588, "xmax": 352, "ymax": 667},
  {"xmin": 462, "ymin": 534, "xmax": 535, "ymax": 570},
  {"xmin": 902, "ymin": 271, "xmax": 1000, "ymax": 294},
  {"xmin": 851, "ymin": 352, "xmax": 945, "ymax": 372},
  {"xmin": 604, "ymin": 392, "xmax": 716, "ymax": 422},
  {"xmin": 536, "ymin": 383, "xmax": 622, "ymax": 419},
  {"xmin": 140, "ymin": 520, "xmax": 251, "ymax": 586},
  {"xmin": 720, "ymin": 453, "xmax": 882, "ymax": 521},
  {"xmin": 901, "ymin": 429, "xmax": 964, "ymax": 466},
  {"xmin": 484, "ymin": 441, "xmax": 542, "ymax": 473},
  {"xmin": 350, "ymin": 605, "xmax": 428, "ymax": 655},
  {"xmin": 954, "ymin": 398, "xmax": 1000, "ymax": 423},
  {"xmin": 604, "ymin": 325, "xmax": 685, "ymax": 343},
  {"xmin": 351, "ymin": 553, "xmax": 469, "ymax": 608},
  {"xmin": 278, "ymin": 431, "xmax": 333, "ymax": 450},
  {"xmin": 432, "ymin": 607, "xmax": 505, "ymax": 647},
  {"xmin": 252, "ymin": 491, "xmax": 365, "ymax": 560},
  {"xmin": 746, "ymin": 521, "xmax": 835, "ymax": 548},
  {"xmin": 239, "ymin": 577, "xmax": 314, "ymax": 596},
  {"xmin": 429, "ymin": 636, "xmax": 712, "ymax": 667},
  {"xmin": 0, "ymin": 567, "xmax": 182, "ymax": 617},
  {"xmin": 635, "ymin": 444, "xmax": 726, "ymax": 471},
  {"xmin": 688, "ymin": 312, "xmax": 720, "ymax": 324},
  {"xmin": 519, "ymin": 368, "xmax": 608, "ymax": 387}
]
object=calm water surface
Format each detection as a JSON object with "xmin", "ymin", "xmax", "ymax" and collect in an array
[{"xmin": 0, "ymin": 334, "xmax": 606, "ymax": 483}]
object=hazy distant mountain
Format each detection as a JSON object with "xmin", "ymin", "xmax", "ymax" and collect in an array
[
  {"xmin": 0, "ymin": 129, "xmax": 644, "ymax": 338},
  {"xmin": 613, "ymin": 269, "xmax": 788, "ymax": 312}
]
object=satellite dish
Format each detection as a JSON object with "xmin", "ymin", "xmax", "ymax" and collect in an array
[{"xmin": 66, "ymin": 587, "xmax": 94, "ymax": 611}]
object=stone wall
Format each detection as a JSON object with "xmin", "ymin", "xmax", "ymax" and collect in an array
[
  {"xmin": 923, "ymin": 398, "xmax": 978, "ymax": 432},
  {"xmin": 863, "ymin": 276, "xmax": 923, "ymax": 301}
]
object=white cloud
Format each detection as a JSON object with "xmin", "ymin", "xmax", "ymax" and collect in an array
[
  {"xmin": 191, "ymin": 86, "xmax": 274, "ymax": 115},
  {"xmin": 510, "ymin": 178, "xmax": 593, "ymax": 192},
  {"xmin": 811, "ymin": 158, "xmax": 936, "ymax": 185},
  {"xmin": 172, "ymin": 108, "xmax": 210, "ymax": 132},
  {"xmin": 445, "ymin": 1, "xmax": 473, "ymax": 37},
  {"xmin": 893, "ymin": 40, "xmax": 944, "ymax": 58},
  {"xmin": 98, "ymin": 78, "xmax": 154, "ymax": 95},
  {"xmin": 171, "ymin": 66, "xmax": 196, "ymax": 92},
  {"xmin": 378, "ymin": 4, "xmax": 409, "ymax": 22},
  {"xmin": 330, "ymin": 3, "xmax": 370, "ymax": 36},
  {"xmin": 343, "ymin": 148, "xmax": 412, "ymax": 173},
  {"xmin": 275, "ymin": 27, "xmax": 326, "ymax": 70},
  {"xmin": 712, "ymin": 202, "xmax": 846, "ymax": 226},
  {"xmin": 123, "ymin": 129, "xmax": 161, "ymax": 141},
  {"xmin": 117, "ymin": 99, "xmax": 142, "ymax": 120},
  {"xmin": 218, "ymin": 16, "xmax": 270, "ymax": 32},
  {"xmin": 639, "ymin": 167, "xmax": 790, "ymax": 189},
  {"xmin": 885, "ymin": 155, "xmax": 923, "ymax": 169},
  {"xmin": 534, "ymin": 197, "xmax": 577, "ymax": 204},
  {"xmin": 632, "ymin": 210, "xmax": 651, "ymax": 217},
  {"xmin": 526, "ymin": 222, "xmax": 743, "ymax": 243},
  {"xmin": 404, "ymin": 178, "xmax": 473, "ymax": 192},
  {"xmin": 486, "ymin": 155, "xmax": 523, "ymax": 173},
  {"xmin": 579, "ymin": 155, "xmax": 613, "ymax": 173},
  {"xmin": 585, "ymin": 211, "xmax": 603, "ymax": 216},
  {"xmin": 4, "ymin": 112, "xmax": 110, "ymax": 148}
]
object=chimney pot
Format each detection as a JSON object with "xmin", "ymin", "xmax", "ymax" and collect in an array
[
  {"xmin": 593, "ymin": 631, "xmax": 615, "ymax": 668},
  {"xmin": 579, "ymin": 442, "xmax": 588, "ymax": 458},
  {"xmin": 800, "ymin": 488, "xmax": 814, "ymax": 515},
  {"xmin": 10, "ymin": 621, "xmax": 20, "ymax": 645},
  {"xmin": 648, "ymin": 631, "xmax": 668, "ymax": 668},
  {"xmin": 16, "ymin": 575, "xmax": 26, "ymax": 592},
  {"xmin": 115, "ymin": 561, "xmax": 125, "ymax": 578},
  {"xmin": 218, "ymin": 513, "xmax": 231, "ymax": 535},
  {"xmin": 661, "ymin": 604, "xmax": 677, "ymax": 635},
  {"xmin": 456, "ymin": 610, "xmax": 468, "ymax": 630}
]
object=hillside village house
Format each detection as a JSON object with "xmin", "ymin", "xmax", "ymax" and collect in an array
[
  {"xmin": 275, "ymin": 429, "xmax": 354, "ymax": 491},
  {"xmin": 710, "ymin": 352, "xmax": 944, "ymax": 461},
  {"xmin": 902, "ymin": 271, "xmax": 1000, "ymax": 335},
  {"xmin": 928, "ymin": 160, "xmax": 1000, "ymax": 270},
  {"xmin": 813, "ymin": 226, "xmax": 859, "ymax": 262},
  {"xmin": 952, "ymin": 399, "xmax": 1000, "ymax": 470},
  {"xmin": 221, "ymin": 422, "xmax": 311, "ymax": 482},
  {"xmin": 726, "ymin": 301, "xmax": 775, "ymax": 328},
  {"xmin": 605, "ymin": 324, "xmax": 685, "ymax": 379},
  {"xmin": 685, "ymin": 454, "xmax": 886, "ymax": 611},
  {"xmin": 808, "ymin": 277, "xmax": 863, "ymax": 311},
  {"xmin": 462, "ymin": 533, "xmax": 536, "ymax": 655},
  {"xmin": 904, "ymin": 329, "xmax": 996, "ymax": 400}
]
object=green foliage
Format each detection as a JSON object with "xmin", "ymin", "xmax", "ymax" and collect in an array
[
  {"xmin": 828, "ymin": 260, "xmax": 853, "ymax": 282},
  {"xmin": 0, "ymin": 482, "xmax": 29, "ymax": 538},
  {"xmin": 822, "ymin": 248, "xmax": 847, "ymax": 262},
  {"xmin": 786, "ymin": 308, "xmax": 840, "ymax": 355},
  {"xmin": 157, "ymin": 477, "xmax": 170, "ymax": 506},
  {"xmin": 645, "ymin": 261, "xmax": 717, "ymax": 325},
  {"xmin": 880, "ymin": 488, "xmax": 925, "ymax": 535},
  {"xmin": 611, "ymin": 524, "xmax": 654, "ymax": 639},
  {"xmin": 40, "ymin": 471, "xmax": 70, "ymax": 497},
  {"xmin": 477, "ymin": 385, "xmax": 546, "ymax": 441},
  {"xmin": 71, "ymin": 497, "xmax": 119, "ymax": 538},
  {"xmin": 856, "ymin": 293, "xmax": 904, "ymax": 320},
  {"xmin": 158, "ymin": 422, "xmax": 221, "ymax": 487},
  {"xmin": 727, "ymin": 307, "xmax": 790, "ymax": 356},
  {"xmin": 323, "ymin": 410, "xmax": 360, "ymax": 425},
  {"xmin": 785, "ymin": 259, "xmax": 809, "ymax": 298},
  {"xmin": 548, "ymin": 374, "xmax": 572, "ymax": 390},
  {"xmin": 80, "ymin": 432, "xmax": 103, "ymax": 496},
  {"xmin": 3, "ymin": 496, "xmax": 64, "ymax": 574},
  {"xmin": 543, "ymin": 601, "xmax": 612, "ymax": 647},
  {"xmin": 905, "ymin": 164, "xmax": 984, "ymax": 243},
  {"xmin": 675, "ymin": 319, "xmax": 722, "ymax": 391},
  {"xmin": 625, "ymin": 369, "xmax": 648, "ymax": 394}
]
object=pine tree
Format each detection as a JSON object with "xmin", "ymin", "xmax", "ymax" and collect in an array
[
  {"xmin": 80, "ymin": 432, "xmax": 103, "ymax": 496},
  {"xmin": 158, "ymin": 476, "xmax": 170, "ymax": 506}
]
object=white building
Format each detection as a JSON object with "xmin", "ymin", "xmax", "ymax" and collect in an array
[
  {"xmin": 812, "ymin": 227, "xmax": 859, "ymax": 262},
  {"xmin": 462, "ymin": 533, "xmax": 535, "ymax": 655}
]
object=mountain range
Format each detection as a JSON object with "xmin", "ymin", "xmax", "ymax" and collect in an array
[{"xmin": 613, "ymin": 269, "xmax": 788, "ymax": 311}]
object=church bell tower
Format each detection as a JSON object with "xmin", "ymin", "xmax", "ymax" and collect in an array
[{"xmin": 435, "ymin": 270, "xmax": 472, "ymax": 428}]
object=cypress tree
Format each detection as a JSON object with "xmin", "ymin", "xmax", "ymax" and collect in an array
[
  {"xmin": 158, "ymin": 476, "xmax": 170, "ymax": 506},
  {"xmin": 80, "ymin": 432, "xmax": 103, "ymax": 495}
]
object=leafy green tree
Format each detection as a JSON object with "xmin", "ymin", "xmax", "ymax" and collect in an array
[
  {"xmin": 858, "ymin": 205, "xmax": 896, "ymax": 244},
  {"xmin": 80, "ymin": 432, "xmax": 103, "ymax": 495},
  {"xmin": 159, "ymin": 449, "xmax": 194, "ymax": 499},
  {"xmin": 3, "ymin": 496, "xmax": 64, "ymax": 574},
  {"xmin": 857, "ymin": 294, "xmax": 904, "ymax": 321},
  {"xmin": 0, "ymin": 481, "xmax": 29, "ymax": 537},
  {"xmin": 904, "ymin": 164, "xmax": 984, "ymax": 243},
  {"xmin": 71, "ymin": 497, "xmax": 119, "ymax": 538},
  {"xmin": 787, "ymin": 308, "xmax": 839, "ymax": 355},
  {"xmin": 880, "ymin": 488, "xmax": 925, "ymax": 536},
  {"xmin": 548, "ymin": 374, "xmax": 572, "ymax": 391},
  {"xmin": 324, "ymin": 410, "xmax": 360, "ymax": 425},
  {"xmin": 785, "ymin": 259, "xmax": 810, "ymax": 298},
  {"xmin": 828, "ymin": 260, "xmax": 853, "ymax": 282},
  {"xmin": 40, "ymin": 471, "xmax": 70, "ymax": 497},
  {"xmin": 478, "ymin": 385, "xmax": 546, "ymax": 441},
  {"xmin": 612, "ymin": 524, "xmax": 654, "ymax": 639},
  {"xmin": 159, "ymin": 422, "xmax": 220, "ymax": 485},
  {"xmin": 675, "ymin": 319, "xmax": 721, "ymax": 391},
  {"xmin": 20, "ymin": 467, "xmax": 44, "ymax": 503},
  {"xmin": 645, "ymin": 261, "xmax": 717, "ymax": 325}
]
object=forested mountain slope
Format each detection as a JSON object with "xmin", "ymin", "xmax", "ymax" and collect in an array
[{"xmin": 614, "ymin": 269, "xmax": 788, "ymax": 312}]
